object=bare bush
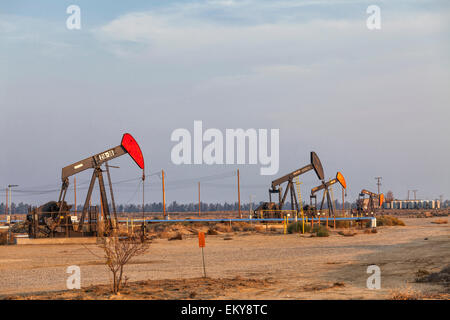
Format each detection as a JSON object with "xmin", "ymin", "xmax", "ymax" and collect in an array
[{"xmin": 97, "ymin": 233, "xmax": 149, "ymax": 294}]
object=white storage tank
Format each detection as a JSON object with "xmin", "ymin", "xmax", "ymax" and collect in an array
[{"xmin": 418, "ymin": 200, "xmax": 424, "ymax": 209}]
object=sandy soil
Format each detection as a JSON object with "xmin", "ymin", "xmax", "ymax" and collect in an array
[{"xmin": 0, "ymin": 217, "xmax": 448, "ymax": 299}]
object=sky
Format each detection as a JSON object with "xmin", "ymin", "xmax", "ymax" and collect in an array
[{"xmin": 0, "ymin": 0, "xmax": 449, "ymax": 207}]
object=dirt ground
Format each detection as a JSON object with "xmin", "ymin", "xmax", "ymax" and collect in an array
[{"xmin": 0, "ymin": 217, "xmax": 448, "ymax": 300}]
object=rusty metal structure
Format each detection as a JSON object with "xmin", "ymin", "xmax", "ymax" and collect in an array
[
  {"xmin": 254, "ymin": 151, "xmax": 325, "ymax": 218},
  {"xmin": 26, "ymin": 133, "xmax": 144, "ymax": 238},
  {"xmin": 309, "ymin": 171, "xmax": 346, "ymax": 217},
  {"xmin": 357, "ymin": 189, "xmax": 384, "ymax": 215}
]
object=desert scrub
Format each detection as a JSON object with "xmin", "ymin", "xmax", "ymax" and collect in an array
[
  {"xmin": 370, "ymin": 215, "xmax": 405, "ymax": 227},
  {"xmin": 287, "ymin": 222, "xmax": 311, "ymax": 234},
  {"xmin": 334, "ymin": 220, "xmax": 351, "ymax": 228},
  {"xmin": 313, "ymin": 225, "xmax": 329, "ymax": 237},
  {"xmin": 0, "ymin": 231, "xmax": 8, "ymax": 245}
]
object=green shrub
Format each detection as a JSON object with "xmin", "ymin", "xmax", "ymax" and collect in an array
[
  {"xmin": 287, "ymin": 222, "xmax": 311, "ymax": 234},
  {"xmin": 312, "ymin": 225, "xmax": 329, "ymax": 237}
]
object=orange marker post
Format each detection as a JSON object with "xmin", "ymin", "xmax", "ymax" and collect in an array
[{"xmin": 198, "ymin": 232, "xmax": 206, "ymax": 278}]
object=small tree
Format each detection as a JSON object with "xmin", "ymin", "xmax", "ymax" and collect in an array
[
  {"xmin": 98, "ymin": 233, "xmax": 149, "ymax": 294},
  {"xmin": 386, "ymin": 190, "xmax": 394, "ymax": 202}
]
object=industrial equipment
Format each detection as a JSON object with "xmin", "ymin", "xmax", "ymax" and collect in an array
[
  {"xmin": 357, "ymin": 189, "xmax": 384, "ymax": 215},
  {"xmin": 254, "ymin": 152, "xmax": 325, "ymax": 218},
  {"xmin": 309, "ymin": 171, "xmax": 346, "ymax": 217},
  {"xmin": 26, "ymin": 133, "xmax": 145, "ymax": 238}
]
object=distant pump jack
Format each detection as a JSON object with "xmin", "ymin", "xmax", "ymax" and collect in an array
[{"xmin": 170, "ymin": 121, "xmax": 279, "ymax": 175}]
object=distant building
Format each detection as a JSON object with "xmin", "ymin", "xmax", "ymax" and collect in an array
[{"xmin": 383, "ymin": 200, "xmax": 440, "ymax": 209}]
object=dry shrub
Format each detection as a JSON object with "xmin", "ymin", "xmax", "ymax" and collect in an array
[
  {"xmin": 376, "ymin": 216, "xmax": 405, "ymax": 226},
  {"xmin": 339, "ymin": 231, "xmax": 356, "ymax": 237},
  {"xmin": 231, "ymin": 222, "xmax": 256, "ymax": 232},
  {"xmin": 0, "ymin": 231, "xmax": 8, "ymax": 245},
  {"xmin": 97, "ymin": 233, "xmax": 149, "ymax": 294},
  {"xmin": 416, "ymin": 265, "xmax": 450, "ymax": 285},
  {"xmin": 254, "ymin": 225, "xmax": 265, "ymax": 233},
  {"xmin": 415, "ymin": 269, "xmax": 430, "ymax": 281},
  {"xmin": 335, "ymin": 220, "xmax": 350, "ymax": 228},
  {"xmin": 207, "ymin": 228, "xmax": 218, "ymax": 235},
  {"xmin": 431, "ymin": 219, "xmax": 448, "ymax": 224},
  {"xmin": 158, "ymin": 231, "xmax": 173, "ymax": 239},
  {"xmin": 213, "ymin": 224, "xmax": 232, "ymax": 233},
  {"xmin": 168, "ymin": 233, "xmax": 183, "ymax": 241},
  {"xmin": 389, "ymin": 286, "xmax": 423, "ymax": 300}
]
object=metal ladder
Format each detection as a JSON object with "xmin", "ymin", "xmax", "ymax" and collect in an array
[{"xmin": 295, "ymin": 177, "xmax": 305, "ymax": 233}]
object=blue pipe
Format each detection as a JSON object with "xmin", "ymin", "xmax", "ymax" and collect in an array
[
  {"xmin": 119, "ymin": 217, "xmax": 375, "ymax": 223},
  {"xmin": 1, "ymin": 217, "xmax": 375, "ymax": 224}
]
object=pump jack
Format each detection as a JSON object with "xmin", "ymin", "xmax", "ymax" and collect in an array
[
  {"xmin": 357, "ymin": 189, "xmax": 384, "ymax": 215},
  {"xmin": 27, "ymin": 133, "xmax": 144, "ymax": 238},
  {"xmin": 310, "ymin": 172, "xmax": 346, "ymax": 217},
  {"xmin": 254, "ymin": 152, "xmax": 325, "ymax": 218}
]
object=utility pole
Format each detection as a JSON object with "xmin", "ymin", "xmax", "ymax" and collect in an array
[
  {"xmin": 407, "ymin": 190, "xmax": 411, "ymax": 200},
  {"xmin": 237, "ymin": 169, "xmax": 241, "ymax": 218},
  {"xmin": 142, "ymin": 168, "xmax": 145, "ymax": 232},
  {"xmin": 375, "ymin": 177, "xmax": 382, "ymax": 194},
  {"xmin": 74, "ymin": 177, "xmax": 77, "ymax": 217},
  {"xmin": 5, "ymin": 188, "xmax": 8, "ymax": 217},
  {"xmin": 162, "ymin": 170, "xmax": 166, "ymax": 218},
  {"xmin": 249, "ymin": 195, "xmax": 255, "ymax": 216},
  {"xmin": 198, "ymin": 182, "xmax": 201, "ymax": 217},
  {"xmin": 7, "ymin": 185, "xmax": 18, "ymax": 216}
]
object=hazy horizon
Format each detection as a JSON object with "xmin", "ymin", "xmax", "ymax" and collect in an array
[{"xmin": 1, "ymin": 0, "xmax": 449, "ymax": 207}]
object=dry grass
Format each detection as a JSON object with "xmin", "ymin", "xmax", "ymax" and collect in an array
[
  {"xmin": 0, "ymin": 231, "xmax": 7, "ymax": 245},
  {"xmin": 376, "ymin": 216, "xmax": 405, "ymax": 226},
  {"xmin": 338, "ymin": 231, "xmax": 357, "ymax": 237},
  {"xmin": 3, "ymin": 277, "xmax": 276, "ymax": 300},
  {"xmin": 431, "ymin": 219, "xmax": 448, "ymax": 224},
  {"xmin": 389, "ymin": 286, "xmax": 423, "ymax": 300},
  {"xmin": 389, "ymin": 286, "xmax": 449, "ymax": 300}
]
